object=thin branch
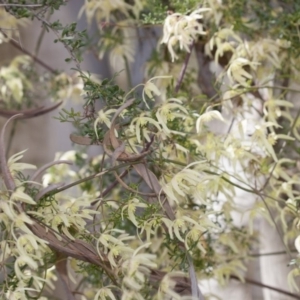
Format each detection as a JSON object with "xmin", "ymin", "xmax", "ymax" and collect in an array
[
  {"xmin": 0, "ymin": 101, "xmax": 62, "ymax": 119},
  {"xmin": 27, "ymin": 217, "xmax": 117, "ymax": 284},
  {"xmin": 0, "ymin": 114, "xmax": 23, "ymax": 191},
  {"xmin": 173, "ymin": 45, "xmax": 205, "ymax": 298},
  {"xmin": 249, "ymin": 250, "xmax": 297, "ymax": 257},
  {"xmin": 5, "ymin": 119, "xmax": 18, "ymax": 155},
  {"xmin": 46, "ymin": 161, "xmax": 142, "ymax": 197},
  {"xmin": 259, "ymin": 106, "xmax": 300, "ymax": 193},
  {"xmin": 91, "ymin": 169, "xmax": 129, "ymax": 206},
  {"xmin": 231, "ymin": 275, "xmax": 300, "ymax": 299},
  {"xmin": 92, "ymin": 135, "xmax": 155, "ymax": 205},
  {"xmin": 258, "ymin": 194, "xmax": 295, "ymax": 264},
  {"xmin": 30, "ymin": 160, "xmax": 73, "ymax": 181},
  {"xmin": 8, "ymin": 37, "xmax": 56, "ymax": 74},
  {"xmin": 187, "ymin": 253, "xmax": 205, "ymax": 300},
  {"xmin": 33, "ymin": 13, "xmax": 81, "ymax": 71},
  {"xmin": 123, "ymin": 54, "xmax": 133, "ymax": 88},
  {"xmin": 34, "ymin": 9, "xmax": 51, "ymax": 58},
  {"xmin": 175, "ymin": 41, "xmax": 195, "ymax": 94},
  {"xmin": 0, "ymin": 4, "xmax": 42, "ymax": 7}
]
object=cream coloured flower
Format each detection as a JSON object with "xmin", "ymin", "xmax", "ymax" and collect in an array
[
  {"xmin": 94, "ymin": 108, "xmax": 117, "ymax": 138},
  {"xmin": 227, "ymin": 57, "xmax": 260, "ymax": 86},
  {"xmin": 196, "ymin": 109, "xmax": 225, "ymax": 133},
  {"xmin": 161, "ymin": 9, "xmax": 210, "ymax": 62},
  {"xmin": 156, "ymin": 98, "xmax": 188, "ymax": 135},
  {"xmin": 121, "ymin": 198, "xmax": 147, "ymax": 227},
  {"xmin": 79, "ymin": 0, "xmax": 133, "ymax": 23},
  {"xmin": 8, "ymin": 150, "xmax": 36, "ymax": 174},
  {"xmin": 130, "ymin": 113, "xmax": 161, "ymax": 143},
  {"xmin": 94, "ymin": 286, "xmax": 118, "ymax": 300},
  {"xmin": 142, "ymin": 76, "xmax": 171, "ymax": 107}
]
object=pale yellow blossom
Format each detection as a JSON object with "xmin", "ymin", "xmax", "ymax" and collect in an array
[
  {"xmin": 94, "ymin": 108, "xmax": 117, "ymax": 139},
  {"xmin": 196, "ymin": 109, "xmax": 225, "ymax": 133},
  {"xmin": 161, "ymin": 9, "xmax": 209, "ymax": 61}
]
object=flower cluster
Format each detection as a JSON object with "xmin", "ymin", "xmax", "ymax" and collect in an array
[
  {"xmin": 0, "ymin": 55, "xmax": 32, "ymax": 104},
  {"xmin": 161, "ymin": 9, "xmax": 209, "ymax": 61}
]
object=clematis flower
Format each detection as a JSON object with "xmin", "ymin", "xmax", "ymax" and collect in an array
[
  {"xmin": 94, "ymin": 108, "xmax": 117, "ymax": 138},
  {"xmin": 287, "ymin": 268, "xmax": 300, "ymax": 292},
  {"xmin": 196, "ymin": 108, "xmax": 225, "ymax": 133},
  {"xmin": 142, "ymin": 76, "xmax": 171, "ymax": 107},
  {"xmin": 0, "ymin": 55, "xmax": 32, "ymax": 103},
  {"xmin": 156, "ymin": 99, "xmax": 188, "ymax": 135},
  {"xmin": 157, "ymin": 272, "xmax": 189, "ymax": 300},
  {"xmin": 122, "ymin": 243, "xmax": 157, "ymax": 292},
  {"xmin": 97, "ymin": 229, "xmax": 134, "ymax": 265},
  {"xmin": 79, "ymin": 0, "xmax": 133, "ymax": 23},
  {"xmin": 161, "ymin": 9, "xmax": 210, "ymax": 62},
  {"xmin": 11, "ymin": 187, "xmax": 36, "ymax": 205},
  {"xmin": 143, "ymin": 80, "xmax": 161, "ymax": 108},
  {"xmin": 130, "ymin": 113, "xmax": 161, "ymax": 143},
  {"xmin": 8, "ymin": 150, "xmax": 36, "ymax": 174},
  {"xmin": 94, "ymin": 286, "xmax": 118, "ymax": 300},
  {"xmin": 121, "ymin": 198, "xmax": 147, "ymax": 227},
  {"xmin": 227, "ymin": 57, "xmax": 260, "ymax": 86},
  {"xmin": 206, "ymin": 27, "xmax": 242, "ymax": 59}
]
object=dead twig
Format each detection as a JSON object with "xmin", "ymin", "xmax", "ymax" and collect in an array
[{"xmin": 0, "ymin": 101, "xmax": 62, "ymax": 119}]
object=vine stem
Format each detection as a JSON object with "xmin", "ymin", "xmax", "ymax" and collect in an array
[
  {"xmin": 0, "ymin": 114, "xmax": 23, "ymax": 191},
  {"xmin": 174, "ymin": 41, "xmax": 195, "ymax": 94},
  {"xmin": 47, "ymin": 161, "xmax": 142, "ymax": 197},
  {"xmin": 0, "ymin": 3, "xmax": 42, "ymax": 7},
  {"xmin": 123, "ymin": 55, "xmax": 133, "ymax": 88},
  {"xmin": 6, "ymin": 119, "xmax": 18, "ymax": 156},
  {"xmin": 231, "ymin": 275, "xmax": 300, "ymax": 299},
  {"xmin": 172, "ymin": 39, "xmax": 204, "ymax": 300},
  {"xmin": 259, "ymin": 106, "xmax": 300, "ymax": 193},
  {"xmin": 34, "ymin": 9, "xmax": 51, "ymax": 59},
  {"xmin": 8, "ymin": 37, "xmax": 56, "ymax": 74}
]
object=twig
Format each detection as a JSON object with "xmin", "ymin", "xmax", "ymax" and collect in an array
[
  {"xmin": 46, "ymin": 161, "xmax": 142, "ymax": 197},
  {"xmin": 33, "ymin": 13, "xmax": 81, "ymax": 71},
  {"xmin": 175, "ymin": 41, "xmax": 195, "ymax": 94},
  {"xmin": 34, "ymin": 9, "xmax": 51, "ymax": 59},
  {"xmin": 27, "ymin": 217, "xmax": 117, "ymax": 284},
  {"xmin": 123, "ymin": 55, "xmax": 133, "ymax": 88},
  {"xmin": 249, "ymin": 250, "xmax": 297, "ymax": 257},
  {"xmin": 259, "ymin": 106, "xmax": 300, "ymax": 193},
  {"xmin": 231, "ymin": 275, "xmax": 300, "ymax": 299},
  {"xmin": 0, "ymin": 102, "xmax": 62, "ymax": 119},
  {"xmin": 5, "ymin": 119, "xmax": 18, "ymax": 156},
  {"xmin": 8, "ymin": 38, "xmax": 56, "ymax": 74},
  {"xmin": 30, "ymin": 160, "xmax": 73, "ymax": 181},
  {"xmin": 0, "ymin": 114, "xmax": 23, "ymax": 191},
  {"xmin": 0, "ymin": 4, "xmax": 42, "ymax": 7},
  {"xmin": 92, "ymin": 135, "xmax": 155, "ymax": 205},
  {"xmin": 91, "ymin": 169, "xmax": 129, "ymax": 205},
  {"xmin": 173, "ymin": 39, "xmax": 204, "ymax": 299},
  {"xmin": 187, "ymin": 253, "xmax": 205, "ymax": 300},
  {"xmin": 258, "ymin": 194, "xmax": 295, "ymax": 265}
]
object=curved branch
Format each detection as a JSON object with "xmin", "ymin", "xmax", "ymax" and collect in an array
[
  {"xmin": 231, "ymin": 275, "xmax": 300, "ymax": 299},
  {"xmin": 0, "ymin": 114, "xmax": 23, "ymax": 191},
  {"xmin": 30, "ymin": 160, "xmax": 73, "ymax": 181},
  {"xmin": 0, "ymin": 101, "xmax": 62, "ymax": 119}
]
